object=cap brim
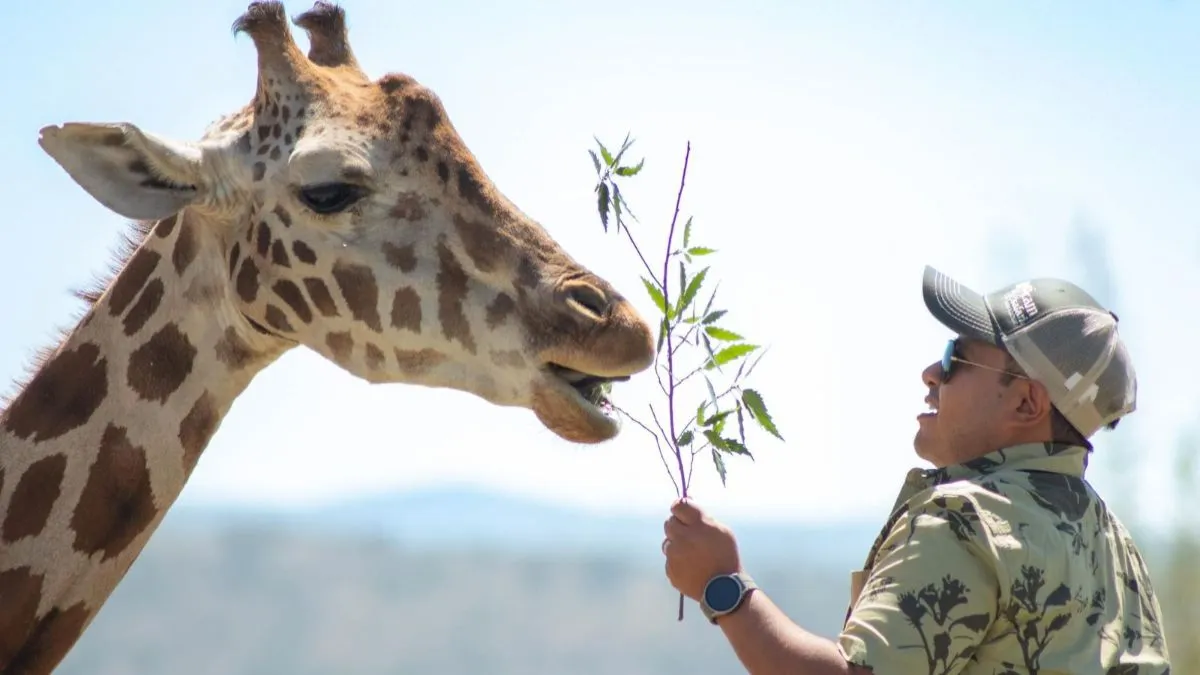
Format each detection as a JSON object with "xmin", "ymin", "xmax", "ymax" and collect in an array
[{"xmin": 922, "ymin": 265, "xmax": 1002, "ymax": 345}]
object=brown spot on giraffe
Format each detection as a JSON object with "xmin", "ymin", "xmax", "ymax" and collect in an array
[
  {"xmin": 1, "ymin": 343, "xmax": 107, "ymax": 443},
  {"xmin": 1, "ymin": 455, "xmax": 66, "ymax": 543},
  {"xmin": 126, "ymin": 324, "xmax": 197, "ymax": 403},
  {"xmin": 435, "ymin": 238, "xmax": 476, "ymax": 353},
  {"xmin": 107, "ymin": 248, "xmax": 160, "ymax": 316},
  {"xmin": 394, "ymin": 348, "xmax": 447, "ymax": 376},
  {"xmin": 4, "ymin": 602, "xmax": 91, "ymax": 674},
  {"xmin": 264, "ymin": 305, "xmax": 294, "ymax": 333},
  {"xmin": 485, "ymin": 293, "xmax": 515, "ymax": 329},
  {"xmin": 436, "ymin": 161, "xmax": 449, "ymax": 183},
  {"xmin": 270, "ymin": 239, "xmax": 291, "ymax": 267},
  {"xmin": 516, "ymin": 256, "xmax": 539, "ymax": 289},
  {"xmin": 456, "ymin": 166, "xmax": 491, "ymax": 213},
  {"xmin": 453, "ymin": 214, "xmax": 503, "ymax": 273},
  {"xmin": 389, "ymin": 194, "xmax": 426, "ymax": 222},
  {"xmin": 122, "ymin": 278, "xmax": 164, "ymax": 336},
  {"xmin": 0, "ymin": 567, "xmax": 44, "ymax": 667},
  {"xmin": 236, "ymin": 258, "xmax": 260, "ymax": 303},
  {"xmin": 390, "ymin": 286, "xmax": 422, "ymax": 333},
  {"xmin": 365, "ymin": 343, "xmax": 385, "ymax": 371},
  {"xmin": 292, "ymin": 240, "xmax": 317, "ymax": 264},
  {"xmin": 331, "ymin": 262, "xmax": 383, "ymax": 332},
  {"xmin": 172, "ymin": 219, "xmax": 198, "ymax": 275},
  {"xmin": 256, "ymin": 222, "xmax": 272, "ymax": 258},
  {"xmin": 272, "ymin": 280, "xmax": 313, "ymax": 323},
  {"xmin": 326, "ymin": 331, "xmax": 354, "ymax": 361},
  {"xmin": 253, "ymin": 161, "xmax": 266, "ymax": 181},
  {"xmin": 179, "ymin": 392, "xmax": 219, "ymax": 475},
  {"xmin": 228, "ymin": 242, "xmax": 242, "ymax": 276},
  {"xmin": 273, "ymin": 204, "xmax": 293, "ymax": 228},
  {"xmin": 490, "ymin": 350, "xmax": 525, "ymax": 368},
  {"xmin": 215, "ymin": 327, "xmax": 256, "ymax": 371},
  {"xmin": 153, "ymin": 214, "xmax": 178, "ymax": 238},
  {"xmin": 71, "ymin": 424, "xmax": 156, "ymax": 561},
  {"xmin": 382, "ymin": 242, "xmax": 417, "ymax": 272},
  {"xmin": 303, "ymin": 278, "xmax": 339, "ymax": 317}
]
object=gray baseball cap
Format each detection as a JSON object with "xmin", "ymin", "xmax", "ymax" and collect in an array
[{"xmin": 921, "ymin": 265, "xmax": 1137, "ymax": 438}]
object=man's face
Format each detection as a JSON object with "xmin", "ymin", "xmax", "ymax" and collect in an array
[{"xmin": 914, "ymin": 337, "xmax": 1023, "ymax": 467}]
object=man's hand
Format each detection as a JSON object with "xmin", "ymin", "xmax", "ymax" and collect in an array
[{"xmin": 662, "ymin": 499, "xmax": 743, "ymax": 601}]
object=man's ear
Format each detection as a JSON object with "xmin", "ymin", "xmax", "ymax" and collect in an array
[
  {"xmin": 1014, "ymin": 379, "xmax": 1054, "ymax": 425},
  {"xmin": 38, "ymin": 122, "xmax": 210, "ymax": 221}
]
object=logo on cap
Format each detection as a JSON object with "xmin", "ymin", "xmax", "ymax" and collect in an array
[{"xmin": 1003, "ymin": 282, "xmax": 1039, "ymax": 327}]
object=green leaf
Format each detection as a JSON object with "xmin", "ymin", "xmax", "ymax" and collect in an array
[
  {"xmin": 642, "ymin": 276, "xmax": 667, "ymax": 315},
  {"xmin": 676, "ymin": 266, "xmax": 709, "ymax": 316},
  {"xmin": 702, "ymin": 310, "xmax": 727, "ymax": 325},
  {"xmin": 596, "ymin": 182, "xmax": 610, "ymax": 231},
  {"xmin": 596, "ymin": 137, "xmax": 614, "ymax": 167},
  {"xmin": 705, "ymin": 326, "xmax": 743, "ymax": 342},
  {"xmin": 588, "ymin": 149, "xmax": 601, "ymax": 175},
  {"xmin": 703, "ymin": 429, "xmax": 728, "ymax": 451},
  {"xmin": 656, "ymin": 316, "xmax": 668, "ymax": 355},
  {"xmin": 677, "ymin": 429, "xmax": 694, "ymax": 446},
  {"xmin": 704, "ymin": 410, "xmax": 733, "ymax": 430},
  {"xmin": 741, "ymin": 389, "xmax": 783, "ymax": 440},
  {"xmin": 612, "ymin": 183, "xmax": 623, "ymax": 230},
  {"xmin": 682, "ymin": 216, "xmax": 693, "ymax": 247},
  {"xmin": 711, "ymin": 448, "xmax": 728, "ymax": 486},
  {"xmin": 687, "ymin": 247, "xmax": 716, "ymax": 256},
  {"xmin": 720, "ymin": 438, "xmax": 753, "ymax": 458},
  {"xmin": 614, "ymin": 158, "xmax": 645, "ymax": 176},
  {"xmin": 736, "ymin": 401, "xmax": 746, "ymax": 444},
  {"xmin": 703, "ymin": 374, "xmax": 720, "ymax": 415},
  {"xmin": 706, "ymin": 343, "xmax": 760, "ymax": 370},
  {"xmin": 612, "ymin": 132, "xmax": 633, "ymax": 167}
]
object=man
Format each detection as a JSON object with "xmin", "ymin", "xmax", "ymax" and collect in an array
[{"xmin": 661, "ymin": 265, "xmax": 1171, "ymax": 674}]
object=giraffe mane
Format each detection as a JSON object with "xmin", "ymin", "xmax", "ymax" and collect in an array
[{"xmin": 0, "ymin": 218, "xmax": 157, "ymax": 412}]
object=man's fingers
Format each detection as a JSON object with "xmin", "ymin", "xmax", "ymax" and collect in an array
[
  {"xmin": 670, "ymin": 498, "xmax": 703, "ymax": 524},
  {"xmin": 664, "ymin": 516, "xmax": 687, "ymax": 540}
]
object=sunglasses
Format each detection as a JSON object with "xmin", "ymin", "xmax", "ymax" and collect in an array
[{"xmin": 941, "ymin": 338, "xmax": 1029, "ymax": 384}]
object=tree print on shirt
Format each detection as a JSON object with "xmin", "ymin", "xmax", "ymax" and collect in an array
[
  {"xmin": 1001, "ymin": 565, "xmax": 1076, "ymax": 674},
  {"xmin": 896, "ymin": 574, "xmax": 992, "ymax": 675}
]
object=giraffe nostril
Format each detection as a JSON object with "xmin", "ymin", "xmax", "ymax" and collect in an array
[{"xmin": 565, "ymin": 282, "xmax": 611, "ymax": 320}]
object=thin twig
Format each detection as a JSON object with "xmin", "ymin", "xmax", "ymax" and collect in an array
[
  {"xmin": 658, "ymin": 141, "xmax": 692, "ymax": 622},
  {"xmin": 613, "ymin": 402, "xmax": 679, "ymax": 497}
]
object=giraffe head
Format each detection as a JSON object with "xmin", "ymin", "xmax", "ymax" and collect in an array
[{"xmin": 35, "ymin": 1, "xmax": 655, "ymax": 444}]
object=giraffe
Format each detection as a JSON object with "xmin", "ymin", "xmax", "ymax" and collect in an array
[{"xmin": 0, "ymin": 2, "xmax": 656, "ymax": 671}]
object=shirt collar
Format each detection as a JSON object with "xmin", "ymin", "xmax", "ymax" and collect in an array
[{"xmin": 889, "ymin": 442, "xmax": 1089, "ymax": 512}]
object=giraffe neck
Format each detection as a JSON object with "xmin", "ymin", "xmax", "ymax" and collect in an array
[{"xmin": 0, "ymin": 212, "xmax": 287, "ymax": 672}]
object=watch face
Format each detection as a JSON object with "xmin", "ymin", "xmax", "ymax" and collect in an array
[{"xmin": 704, "ymin": 575, "xmax": 742, "ymax": 613}]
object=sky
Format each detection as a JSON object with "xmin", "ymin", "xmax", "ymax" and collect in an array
[{"xmin": 1, "ymin": 0, "xmax": 1197, "ymax": 535}]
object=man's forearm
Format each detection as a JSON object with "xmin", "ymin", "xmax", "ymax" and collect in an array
[{"xmin": 715, "ymin": 590, "xmax": 861, "ymax": 675}]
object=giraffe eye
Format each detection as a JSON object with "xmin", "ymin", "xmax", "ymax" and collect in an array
[{"xmin": 297, "ymin": 183, "xmax": 365, "ymax": 214}]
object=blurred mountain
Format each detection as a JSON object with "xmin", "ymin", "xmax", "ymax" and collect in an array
[{"xmin": 51, "ymin": 486, "xmax": 1175, "ymax": 675}]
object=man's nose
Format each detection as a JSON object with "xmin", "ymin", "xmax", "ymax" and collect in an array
[{"xmin": 921, "ymin": 360, "xmax": 943, "ymax": 388}]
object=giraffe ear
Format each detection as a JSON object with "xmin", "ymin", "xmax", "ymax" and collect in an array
[{"xmin": 38, "ymin": 122, "xmax": 208, "ymax": 221}]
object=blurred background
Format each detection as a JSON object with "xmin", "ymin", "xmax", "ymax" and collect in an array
[{"xmin": 0, "ymin": 1, "xmax": 1196, "ymax": 672}]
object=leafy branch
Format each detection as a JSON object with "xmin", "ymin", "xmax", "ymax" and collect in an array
[{"xmin": 588, "ymin": 133, "xmax": 784, "ymax": 620}]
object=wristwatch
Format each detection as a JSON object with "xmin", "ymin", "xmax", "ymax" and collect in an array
[{"xmin": 700, "ymin": 572, "xmax": 758, "ymax": 624}]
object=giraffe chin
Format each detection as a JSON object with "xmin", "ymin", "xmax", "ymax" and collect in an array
[{"xmin": 530, "ymin": 374, "xmax": 622, "ymax": 444}]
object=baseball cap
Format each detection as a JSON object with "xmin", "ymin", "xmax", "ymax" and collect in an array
[{"xmin": 921, "ymin": 265, "xmax": 1137, "ymax": 438}]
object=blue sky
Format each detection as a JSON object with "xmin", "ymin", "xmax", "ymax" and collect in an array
[{"xmin": 1, "ymin": 1, "xmax": 1196, "ymax": 535}]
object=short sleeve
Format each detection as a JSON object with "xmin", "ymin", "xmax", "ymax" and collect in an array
[{"xmin": 837, "ymin": 490, "xmax": 1001, "ymax": 675}]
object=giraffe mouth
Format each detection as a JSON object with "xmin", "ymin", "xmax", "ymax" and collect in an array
[{"xmin": 546, "ymin": 364, "xmax": 627, "ymax": 416}]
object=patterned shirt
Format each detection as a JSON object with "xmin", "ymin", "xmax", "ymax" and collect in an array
[{"xmin": 837, "ymin": 441, "xmax": 1171, "ymax": 674}]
